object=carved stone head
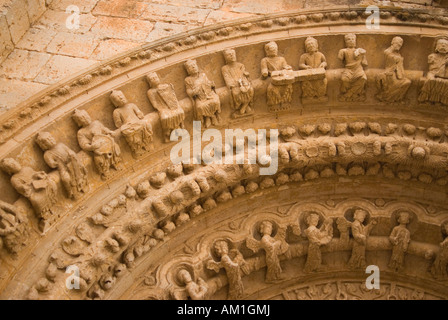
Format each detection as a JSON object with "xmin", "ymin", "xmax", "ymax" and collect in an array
[
  {"xmin": 306, "ymin": 213, "xmax": 320, "ymax": 227},
  {"xmin": 213, "ymin": 240, "xmax": 229, "ymax": 257},
  {"xmin": 397, "ymin": 211, "xmax": 411, "ymax": 225},
  {"xmin": 265, "ymin": 41, "xmax": 278, "ymax": 57},
  {"xmin": 344, "ymin": 33, "xmax": 356, "ymax": 48},
  {"xmin": 259, "ymin": 220, "xmax": 273, "ymax": 236},
  {"xmin": 0, "ymin": 158, "xmax": 22, "ymax": 175},
  {"xmin": 110, "ymin": 90, "xmax": 128, "ymax": 108},
  {"xmin": 146, "ymin": 72, "xmax": 161, "ymax": 88},
  {"xmin": 36, "ymin": 132, "xmax": 57, "ymax": 151},
  {"xmin": 72, "ymin": 109, "xmax": 92, "ymax": 127},
  {"xmin": 391, "ymin": 36, "xmax": 403, "ymax": 51},
  {"xmin": 223, "ymin": 49, "xmax": 237, "ymax": 64},
  {"xmin": 184, "ymin": 59, "xmax": 199, "ymax": 76},
  {"xmin": 353, "ymin": 209, "xmax": 368, "ymax": 223},
  {"xmin": 305, "ymin": 37, "xmax": 318, "ymax": 53},
  {"xmin": 177, "ymin": 269, "xmax": 192, "ymax": 285},
  {"xmin": 435, "ymin": 38, "xmax": 448, "ymax": 54}
]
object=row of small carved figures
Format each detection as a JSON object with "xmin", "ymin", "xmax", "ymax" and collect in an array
[
  {"xmin": 169, "ymin": 211, "xmax": 448, "ymax": 300},
  {"xmin": 0, "ymin": 34, "xmax": 446, "ymax": 230}
]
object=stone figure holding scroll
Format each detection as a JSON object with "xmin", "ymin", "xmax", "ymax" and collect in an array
[{"xmin": 146, "ymin": 72, "xmax": 185, "ymax": 142}]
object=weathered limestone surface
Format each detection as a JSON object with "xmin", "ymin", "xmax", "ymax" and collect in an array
[
  {"xmin": 1, "ymin": 1, "xmax": 448, "ymax": 301},
  {"xmin": 1, "ymin": 0, "xmax": 448, "ymax": 113}
]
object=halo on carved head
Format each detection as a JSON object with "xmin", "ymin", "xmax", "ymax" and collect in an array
[
  {"xmin": 210, "ymin": 238, "xmax": 233, "ymax": 260},
  {"xmin": 170, "ymin": 263, "xmax": 196, "ymax": 287},
  {"xmin": 390, "ymin": 209, "xmax": 418, "ymax": 232},
  {"xmin": 344, "ymin": 207, "xmax": 371, "ymax": 225},
  {"xmin": 299, "ymin": 211, "xmax": 325, "ymax": 231},
  {"xmin": 252, "ymin": 219, "xmax": 278, "ymax": 240}
]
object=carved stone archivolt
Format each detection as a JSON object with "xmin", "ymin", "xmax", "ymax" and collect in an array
[{"xmin": 1, "ymin": 7, "xmax": 448, "ymax": 300}]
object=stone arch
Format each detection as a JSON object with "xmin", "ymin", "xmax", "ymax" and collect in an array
[{"xmin": 0, "ymin": 6, "xmax": 448, "ymax": 300}]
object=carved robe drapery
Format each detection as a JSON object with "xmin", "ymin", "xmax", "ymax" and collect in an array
[
  {"xmin": 185, "ymin": 73, "xmax": 221, "ymax": 120},
  {"xmin": 377, "ymin": 48, "xmax": 411, "ymax": 102},
  {"xmin": 43, "ymin": 143, "xmax": 88, "ymax": 199},
  {"xmin": 147, "ymin": 84, "xmax": 185, "ymax": 131}
]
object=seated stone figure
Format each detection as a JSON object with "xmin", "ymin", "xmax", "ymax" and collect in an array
[
  {"xmin": 299, "ymin": 37, "xmax": 328, "ymax": 103},
  {"xmin": 419, "ymin": 38, "xmax": 448, "ymax": 106},
  {"xmin": 110, "ymin": 90, "xmax": 153, "ymax": 157},
  {"xmin": 0, "ymin": 158, "xmax": 58, "ymax": 225},
  {"xmin": 376, "ymin": 36, "xmax": 411, "ymax": 103},
  {"xmin": 72, "ymin": 109, "xmax": 122, "ymax": 180},
  {"xmin": 146, "ymin": 72, "xmax": 185, "ymax": 142},
  {"xmin": 184, "ymin": 59, "xmax": 221, "ymax": 128},
  {"xmin": 261, "ymin": 41, "xmax": 293, "ymax": 111},
  {"xmin": 221, "ymin": 49, "xmax": 254, "ymax": 118},
  {"xmin": 338, "ymin": 33, "xmax": 368, "ymax": 102},
  {"xmin": 0, "ymin": 200, "xmax": 28, "ymax": 256},
  {"xmin": 36, "ymin": 132, "xmax": 88, "ymax": 199}
]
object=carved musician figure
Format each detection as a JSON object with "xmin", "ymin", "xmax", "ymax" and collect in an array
[
  {"xmin": 36, "ymin": 132, "xmax": 88, "ymax": 199},
  {"xmin": 110, "ymin": 90, "xmax": 153, "ymax": 157},
  {"xmin": 418, "ymin": 38, "xmax": 448, "ymax": 106},
  {"xmin": 72, "ymin": 109, "xmax": 122, "ymax": 180}
]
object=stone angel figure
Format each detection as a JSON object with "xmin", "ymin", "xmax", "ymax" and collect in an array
[
  {"xmin": 389, "ymin": 211, "xmax": 412, "ymax": 272},
  {"xmin": 246, "ymin": 220, "xmax": 290, "ymax": 283},
  {"xmin": 206, "ymin": 240, "xmax": 249, "ymax": 299},
  {"xmin": 170, "ymin": 268, "xmax": 209, "ymax": 300},
  {"xmin": 338, "ymin": 209, "xmax": 377, "ymax": 270},
  {"xmin": 303, "ymin": 213, "xmax": 333, "ymax": 273},
  {"xmin": 431, "ymin": 222, "xmax": 448, "ymax": 279}
]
